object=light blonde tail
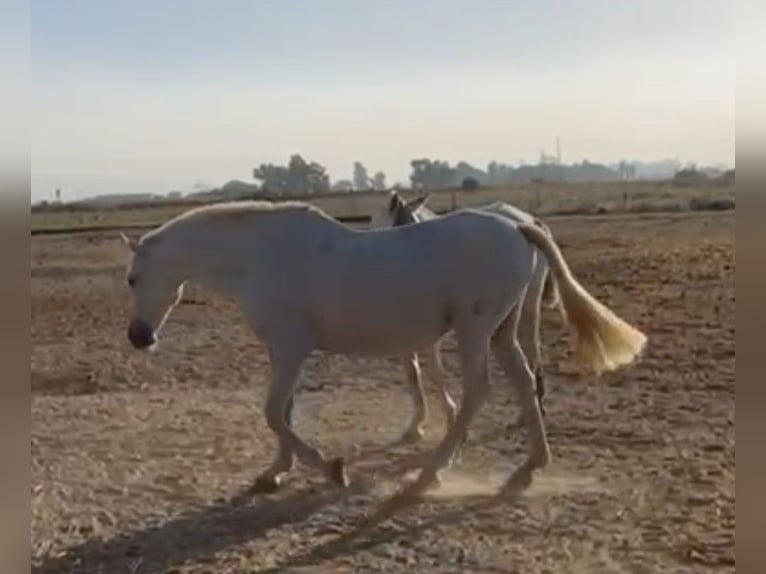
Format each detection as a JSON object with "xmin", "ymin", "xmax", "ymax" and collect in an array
[
  {"xmin": 518, "ymin": 221, "xmax": 647, "ymax": 375},
  {"xmin": 540, "ymin": 269, "xmax": 559, "ymax": 309}
]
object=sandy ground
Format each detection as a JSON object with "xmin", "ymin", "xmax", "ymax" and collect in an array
[{"xmin": 31, "ymin": 211, "xmax": 734, "ymax": 573}]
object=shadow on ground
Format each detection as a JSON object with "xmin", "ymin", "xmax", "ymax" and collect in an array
[
  {"xmin": 258, "ymin": 492, "xmax": 529, "ymax": 574},
  {"xmin": 34, "ymin": 417, "xmax": 554, "ymax": 574},
  {"xmin": 32, "ymin": 439, "xmax": 454, "ymax": 574},
  {"xmin": 33, "ymin": 481, "xmax": 362, "ymax": 574}
]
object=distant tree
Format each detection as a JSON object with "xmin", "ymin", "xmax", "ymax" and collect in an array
[
  {"xmin": 219, "ymin": 180, "xmax": 260, "ymax": 199},
  {"xmin": 487, "ymin": 160, "xmax": 515, "ymax": 185},
  {"xmin": 286, "ymin": 154, "xmax": 310, "ymax": 194},
  {"xmin": 253, "ymin": 154, "xmax": 329, "ymax": 195},
  {"xmin": 461, "ymin": 176, "xmax": 480, "ymax": 191},
  {"xmin": 454, "ymin": 161, "xmax": 486, "ymax": 186},
  {"xmin": 353, "ymin": 162, "xmax": 371, "ymax": 191},
  {"xmin": 253, "ymin": 163, "xmax": 289, "ymax": 194},
  {"xmin": 372, "ymin": 171, "xmax": 387, "ymax": 191},
  {"xmin": 673, "ymin": 167, "xmax": 708, "ymax": 187},
  {"xmin": 409, "ymin": 158, "xmax": 457, "ymax": 190},
  {"xmin": 306, "ymin": 161, "xmax": 331, "ymax": 193}
]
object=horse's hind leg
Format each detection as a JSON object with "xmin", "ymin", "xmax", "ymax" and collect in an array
[
  {"xmin": 401, "ymin": 326, "xmax": 491, "ymax": 496},
  {"xmin": 425, "ymin": 339, "xmax": 458, "ymax": 429},
  {"xmin": 424, "ymin": 340, "xmax": 466, "ymax": 464},
  {"xmin": 516, "ymin": 258, "xmax": 548, "ymax": 424},
  {"xmin": 254, "ymin": 343, "xmax": 349, "ymax": 492},
  {"xmin": 400, "ymin": 353, "xmax": 427, "ymax": 443},
  {"xmin": 491, "ymin": 310, "xmax": 551, "ymax": 495}
]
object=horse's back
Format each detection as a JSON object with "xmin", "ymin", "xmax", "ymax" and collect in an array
[
  {"xmin": 393, "ymin": 209, "xmax": 535, "ymax": 296},
  {"xmin": 301, "ymin": 210, "xmax": 535, "ymax": 354},
  {"xmin": 481, "ymin": 202, "xmax": 534, "ymax": 223},
  {"xmin": 169, "ymin": 205, "xmax": 539, "ymax": 356}
]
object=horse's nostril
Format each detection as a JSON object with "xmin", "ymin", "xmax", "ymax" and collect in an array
[{"xmin": 128, "ymin": 320, "xmax": 155, "ymax": 349}]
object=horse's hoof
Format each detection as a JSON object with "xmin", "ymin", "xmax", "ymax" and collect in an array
[
  {"xmin": 362, "ymin": 486, "xmax": 423, "ymax": 529},
  {"xmin": 400, "ymin": 427, "xmax": 424, "ymax": 444},
  {"xmin": 251, "ymin": 474, "xmax": 280, "ymax": 494},
  {"xmin": 500, "ymin": 464, "xmax": 534, "ymax": 498},
  {"xmin": 426, "ymin": 473, "xmax": 443, "ymax": 492},
  {"xmin": 328, "ymin": 457, "xmax": 350, "ymax": 488},
  {"xmin": 451, "ymin": 435, "xmax": 468, "ymax": 463},
  {"xmin": 404, "ymin": 471, "xmax": 441, "ymax": 495}
]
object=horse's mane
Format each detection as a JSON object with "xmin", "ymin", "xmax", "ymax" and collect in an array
[{"xmin": 142, "ymin": 200, "xmax": 329, "ymax": 244}]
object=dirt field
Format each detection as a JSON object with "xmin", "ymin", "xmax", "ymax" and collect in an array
[{"xmin": 31, "ymin": 211, "xmax": 734, "ymax": 573}]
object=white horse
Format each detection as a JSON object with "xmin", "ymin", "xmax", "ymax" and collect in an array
[
  {"xmin": 120, "ymin": 200, "xmax": 646, "ymax": 502},
  {"xmin": 369, "ymin": 191, "xmax": 558, "ymax": 441}
]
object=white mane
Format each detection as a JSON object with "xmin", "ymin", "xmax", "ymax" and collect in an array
[{"xmin": 140, "ymin": 200, "xmax": 328, "ymax": 244}]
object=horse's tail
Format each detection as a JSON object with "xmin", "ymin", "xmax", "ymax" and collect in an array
[
  {"xmin": 540, "ymin": 266, "xmax": 559, "ymax": 309},
  {"xmin": 517, "ymin": 220, "xmax": 647, "ymax": 374}
]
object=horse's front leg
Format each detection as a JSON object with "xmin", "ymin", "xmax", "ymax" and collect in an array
[
  {"xmin": 252, "ymin": 392, "xmax": 296, "ymax": 493},
  {"xmin": 253, "ymin": 343, "xmax": 349, "ymax": 492},
  {"xmin": 400, "ymin": 353, "xmax": 428, "ymax": 443}
]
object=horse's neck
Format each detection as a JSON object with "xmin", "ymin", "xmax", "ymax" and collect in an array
[
  {"xmin": 169, "ymin": 222, "xmax": 252, "ymax": 298},
  {"xmin": 169, "ymin": 211, "xmax": 344, "ymax": 298}
]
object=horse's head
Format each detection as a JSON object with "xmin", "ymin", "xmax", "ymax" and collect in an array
[
  {"xmin": 369, "ymin": 190, "xmax": 433, "ymax": 229},
  {"xmin": 121, "ymin": 232, "xmax": 185, "ymax": 350}
]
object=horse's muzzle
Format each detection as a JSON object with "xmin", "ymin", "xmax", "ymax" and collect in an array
[{"xmin": 128, "ymin": 319, "xmax": 156, "ymax": 350}]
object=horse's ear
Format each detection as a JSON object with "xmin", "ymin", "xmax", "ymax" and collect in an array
[
  {"xmin": 120, "ymin": 232, "xmax": 139, "ymax": 252},
  {"xmin": 388, "ymin": 190, "xmax": 403, "ymax": 214},
  {"xmin": 406, "ymin": 193, "xmax": 432, "ymax": 211}
]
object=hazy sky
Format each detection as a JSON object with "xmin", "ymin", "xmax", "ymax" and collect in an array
[{"xmin": 32, "ymin": 0, "xmax": 734, "ymax": 202}]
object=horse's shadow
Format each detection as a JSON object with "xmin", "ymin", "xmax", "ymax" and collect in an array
[
  {"xmin": 32, "ymin": 440, "xmax": 449, "ymax": 574},
  {"xmin": 34, "ymin": 419, "xmax": 547, "ymax": 574},
  {"xmin": 258, "ymin": 491, "xmax": 527, "ymax": 574},
  {"xmin": 33, "ymin": 482, "xmax": 356, "ymax": 574}
]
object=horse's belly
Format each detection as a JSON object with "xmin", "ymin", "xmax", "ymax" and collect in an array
[{"xmin": 311, "ymin": 307, "xmax": 446, "ymax": 356}]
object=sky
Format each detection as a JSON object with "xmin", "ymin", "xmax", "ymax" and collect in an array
[{"xmin": 31, "ymin": 0, "xmax": 735, "ymax": 202}]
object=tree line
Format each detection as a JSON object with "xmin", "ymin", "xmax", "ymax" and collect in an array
[{"xmin": 194, "ymin": 154, "xmax": 731, "ymax": 199}]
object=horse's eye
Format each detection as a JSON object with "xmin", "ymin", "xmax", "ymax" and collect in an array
[{"xmin": 127, "ymin": 275, "xmax": 137, "ymax": 287}]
